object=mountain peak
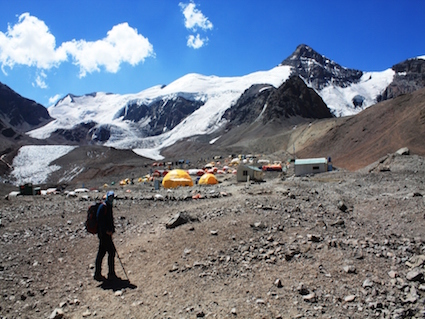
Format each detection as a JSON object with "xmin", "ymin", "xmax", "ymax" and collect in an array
[
  {"xmin": 281, "ymin": 44, "xmax": 363, "ymax": 90},
  {"xmin": 285, "ymin": 44, "xmax": 322, "ymax": 62}
]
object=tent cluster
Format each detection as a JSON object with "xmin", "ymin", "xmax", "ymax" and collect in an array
[{"xmin": 162, "ymin": 169, "xmax": 219, "ymax": 188}]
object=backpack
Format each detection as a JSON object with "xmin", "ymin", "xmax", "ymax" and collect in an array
[{"xmin": 85, "ymin": 202, "xmax": 103, "ymax": 234}]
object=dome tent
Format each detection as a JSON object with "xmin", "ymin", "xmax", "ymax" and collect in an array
[
  {"xmin": 162, "ymin": 169, "xmax": 193, "ymax": 188},
  {"xmin": 198, "ymin": 173, "xmax": 218, "ymax": 185}
]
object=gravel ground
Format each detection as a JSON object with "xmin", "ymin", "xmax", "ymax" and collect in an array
[{"xmin": 1, "ymin": 153, "xmax": 425, "ymax": 319}]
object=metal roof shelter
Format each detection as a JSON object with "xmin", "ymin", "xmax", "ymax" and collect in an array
[
  {"xmin": 237, "ymin": 165, "xmax": 264, "ymax": 182},
  {"xmin": 294, "ymin": 158, "xmax": 328, "ymax": 176}
]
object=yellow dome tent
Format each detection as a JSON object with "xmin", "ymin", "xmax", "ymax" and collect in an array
[
  {"xmin": 198, "ymin": 173, "xmax": 218, "ymax": 185},
  {"xmin": 162, "ymin": 169, "xmax": 194, "ymax": 188}
]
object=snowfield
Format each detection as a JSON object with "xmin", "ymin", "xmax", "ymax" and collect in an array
[
  {"xmin": 26, "ymin": 62, "xmax": 394, "ymax": 161},
  {"xmin": 11, "ymin": 145, "xmax": 77, "ymax": 186}
]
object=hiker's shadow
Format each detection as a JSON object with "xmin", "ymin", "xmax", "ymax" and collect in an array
[{"xmin": 99, "ymin": 279, "xmax": 137, "ymax": 291}]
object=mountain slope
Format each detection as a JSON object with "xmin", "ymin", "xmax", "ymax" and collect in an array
[
  {"xmin": 378, "ymin": 57, "xmax": 425, "ymax": 101},
  {"xmin": 295, "ymin": 86, "xmax": 425, "ymax": 170},
  {"xmin": 281, "ymin": 44, "xmax": 395, "ymax": 116},
  {"xmin": 0, "ymin": 82, "xmax": 52, "ymax": 132},
  {"xmin": 26, "ymin": 44, "xmax": 397, "ymax": 160},
  {"xmin": 0, "ymin": 82, "xmax": 54, "ymax": 177}
]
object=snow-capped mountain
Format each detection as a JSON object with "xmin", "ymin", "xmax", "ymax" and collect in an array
[
  {"xmin": 25, "ymin": 44, "xmax": 423, "ymax": 160},
  {"xmin": 3, "ymin": 44, "xmax": 425, "ymax": 186},
  {"xmin": 28, "ymin": 66, "xmax": 293, "ymax": 159}
]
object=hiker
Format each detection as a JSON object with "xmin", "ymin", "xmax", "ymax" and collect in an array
[{"xmin": 94, "ymin": 191, "xmax": 118, "ymax": 281}]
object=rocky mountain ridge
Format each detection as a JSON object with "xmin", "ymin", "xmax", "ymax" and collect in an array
[
  {"xmin": 1, "ymin": 44, "xmax": 425, "ymax": 185},
  {"xmin": 280, "ymin": 44, "xmax": 364, "ymax": 90}
]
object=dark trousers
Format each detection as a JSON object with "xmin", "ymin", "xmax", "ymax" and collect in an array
[{"xmin": 95, "ymin": 234, "xmax": 115, "ymax": 276}]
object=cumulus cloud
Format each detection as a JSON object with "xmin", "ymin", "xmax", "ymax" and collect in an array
[
  {"xmin": 187, "ymin": 34, "xmax": 208, "ymax": 49},
  {"xmin": 0, "ymin": 13, "xmax": 155, "ymax": 78},
  {"xmin": 179, "ymin": 2, "xmax": 213, "ymax": 49},
  {"xmin": 0, "ymin": 13, "xmax": 67, "ymax": 71},
  {"xmin": 33, "ymin": 71, "xmax": 48, "ymax": 89},
  {"xmin": 62, "ymin": 22, "xmax": 155, "ymax": 78},
  {"xmin": 179, "ymin": 2, "xmax": 213, "ymax": 31}
]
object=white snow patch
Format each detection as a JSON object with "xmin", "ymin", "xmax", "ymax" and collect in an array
[
  {"xmin": 11, "ymin": 145, "xmax": 77, "ymax": 185},
  {"xmin": 132, "ymin": 148, "xmax": 164, "ymax": 161},
  {"xmin": 209, "ymin": 136, "xmax": 221, "ymax": 144},
  {"xmin": 417, "ymin": 55, "xmax": 425, "ymax": 60},
  {"xmin": 318, "ymin": 68, "xmax": 395, "ymax": 117}
]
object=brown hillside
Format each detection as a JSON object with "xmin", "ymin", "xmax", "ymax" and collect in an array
[{"xmin": 296, "ymin": 87, "xmax": 425, "ymax": 170}]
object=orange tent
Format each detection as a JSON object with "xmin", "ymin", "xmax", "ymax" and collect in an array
[
  {"xmin": 198, "ymin": 173, "xmax": 218, "ymax": 185},
  {"xmin": 162, "ymin": 169, "xmax": 193, "ymax": 188}
]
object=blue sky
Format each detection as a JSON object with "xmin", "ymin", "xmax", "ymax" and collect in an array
[{"xmin": 0, "ymin": 0, "xmax": 424, "ymax": 107}]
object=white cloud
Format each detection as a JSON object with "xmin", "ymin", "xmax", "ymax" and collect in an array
[
  {"xmin": 0, "ymin": 13, "xmax": 155, "ymax": 79},
  {"xmin": 61, "ymin": 22, "xmax": 155, "ymax": 78},
  {"xmin": 0, "ymin": 13, "xmax": 67, "ymax": 70},
  {"xmin": 179, "ymin": 2, "xmax": 213, "ymax": 31},
  {"xmin": 48, "ymin": 94, "xmax": 62, "ymax": 105},
  {"xmin": 33, "ymin": 71, "xmax": 48, "ymax": 89},
  {"xmin": 187, "ymin": 34, "xmax": 207, "ymax": 49},
  {"xmin": 179, "ymin": 2, "xmax": 213, "ymax": 49}
]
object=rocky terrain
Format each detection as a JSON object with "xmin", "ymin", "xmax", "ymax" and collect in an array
[{"xmin": 1, "ymin": 151, "xmax": 424, "ymax": 319}]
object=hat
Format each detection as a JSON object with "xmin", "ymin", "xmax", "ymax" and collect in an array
[{"xmin": 106, "ymin": 191, "xmax": 115, "ymax": 198}]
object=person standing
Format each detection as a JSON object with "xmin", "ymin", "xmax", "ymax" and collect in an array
[{"xmin": 94, "ymin": 191, "xmax": 118, "ymax": 281}]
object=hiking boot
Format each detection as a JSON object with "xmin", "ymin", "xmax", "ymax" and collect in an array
[
  {"xmin": 107, "ymin": 273, "xmax": 120, "ymax": 281},
  {"xmin": 94, "ymin": 273, "xmax": 106, "ymax": 282}
]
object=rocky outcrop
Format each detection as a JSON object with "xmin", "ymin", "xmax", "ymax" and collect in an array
[
  {"xmin": 378, "ymin": 58, "xmax": 425, "ymax": 102},
  {"xmin": 223, "ymin": 76, "xmax": 333, "ymax": 126},
  {"xmin": 281, "ymin": 44, "xmax": 363, "ymax": 90},
  {"xmin": 116, "ymin": 96, "xmax": 204, "ymax": 137},
  {"xmin": 0, "ymin": 82, "xmax": 52, "ymax": 132},
  {"xmin": 262, "ymin": 76, "xmax": 334, "ymax": 122},
  {"xmin": 222, "ymin": 84, "xmax": 274, "ymax": 125}
]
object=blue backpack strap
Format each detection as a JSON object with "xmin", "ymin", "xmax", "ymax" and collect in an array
[{"xmin": 96, "ymin": 202, "xmax": 105, "ymax": 220}]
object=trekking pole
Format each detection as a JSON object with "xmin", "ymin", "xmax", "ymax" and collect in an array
[{"xmin": 114, "ymin": 243, "xmax": 129, "ymax": 281}]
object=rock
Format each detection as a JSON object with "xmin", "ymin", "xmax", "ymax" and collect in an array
[
  {"xmin": 49, "ymin": 308, "xmax": 64, "ymax": 319},
  {"xmin": 344, "ymin": 295, "xmax": 356, "ymax": 302},
  {"xmin": 274, "ymin": 279, "xmax": 283, "ymax": 288},
  {"xmin": 166, "ymin": 212, "xmax": 190, "ymax": 229},
  {"xmin": 82, "ymin": 309, "xmax": 92, "ymax": 317},
  {"xmin": 402, "ymin": 287, "xmax": 418, "ymax": 303},
  {"xmin": 396, "ymin": 147, "xmax": 410, "ymax": 155},
  {"xmin": 231, "ymin": 307, "xmax": 237, "ymax": 315},
  {"xmin": 343, "ymin": 265, "xmax": 356, "ymax": 273},
  {"xmin": 307, "ymin": 234, "xmax": 321, "ymax": 242},
  {"xmin": 362, "ymin": 278, "xmax": 374, "ymax": 288},
  {"xmin": 331, "ymin": 219, "xmax": 345, "ymax": 227},
  {"xmin": 196, "ymin": 311, "xmax": 205, "ymax": 317},
  {"xmin": 154, "ymin": 194, "xmax": 164, "ymax": 201},
  {"xmin": 388, "ymin": 270, "xmax": 398, "ymax": 278},
  {"xmin": 337, "ymin": 201, "xmax": 348, "ymax": 212},
  {"xmin": 250, "ymin": 221, "xmax": 267, "ymax": 230},
  {"xmin": 114, "ymin": 290, "xmax": 123, "ymax": 296},
  {"xmin": 405, "ymin": 255, "xmax": 425, "ymax": 268},
  {"xmin": 406, "ymin": 269, "xmax": 424, "ymax": 282},
  {"xmin": 302, "ymin": 293, "xmax": 316, "ymax": 302}
]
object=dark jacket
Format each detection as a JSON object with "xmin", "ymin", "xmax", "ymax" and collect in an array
[{"xmin": 96, "ymin": 202, "xmax": 115, "ymax": 237}]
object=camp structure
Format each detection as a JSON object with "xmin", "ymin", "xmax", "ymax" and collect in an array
[
  {"xmin": 294, "ymin": 158, "xmax": 328, "ymax": 176},
  {"xmin": 198, "ymin": 173, "xmax": 218, "ymax": 185},
  {"xmin": 236, "ymin": 165, "xmax": 264, "ymax": 182},
  {"xmin": 162, "ymin": 169, "xmax": 194, "ymax": 188}
]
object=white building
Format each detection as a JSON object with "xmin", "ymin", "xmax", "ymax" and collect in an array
[{"xmin": 294, "ymin": 158, "xmax": 328, "ymax": 176}]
